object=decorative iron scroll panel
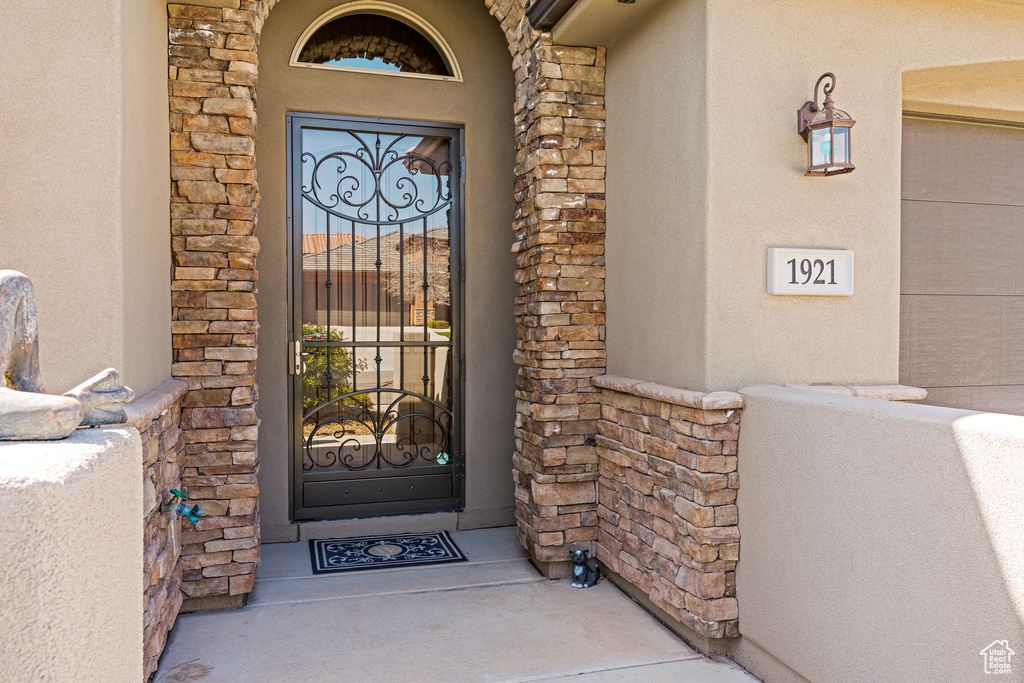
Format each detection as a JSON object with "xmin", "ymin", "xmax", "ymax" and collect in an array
[{"xmin": 288, "ymin": 114, "xmax": 464, "ymax": 520}]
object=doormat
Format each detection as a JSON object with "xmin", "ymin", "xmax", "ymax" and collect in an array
[{"xmin": 309, "ymin": 531, "xmax": 468, "ymax": 574}]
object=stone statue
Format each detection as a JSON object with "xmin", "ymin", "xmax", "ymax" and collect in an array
[{"xmin": 0, "ymin": 270, "xmax": 134, "ymax": 440}]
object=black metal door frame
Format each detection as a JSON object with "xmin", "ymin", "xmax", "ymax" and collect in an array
[{"xmin": 286, "ymin": 112, "xmax": 466, "ymax": 520}]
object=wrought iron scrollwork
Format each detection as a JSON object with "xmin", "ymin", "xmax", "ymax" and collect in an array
[
  {"xmin": 301, "ymin": 132, "xmax": 453, "ymax": 225},
  {"xmin": 303, "ymin": 388, "xmax": 452, "ymax": 472}
]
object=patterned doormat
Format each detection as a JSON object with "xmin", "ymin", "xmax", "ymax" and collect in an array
[{"xmin": 309, "ymin": 531, "xmax": 468, "ymax": 574}]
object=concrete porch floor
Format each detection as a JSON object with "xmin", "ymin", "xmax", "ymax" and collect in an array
[{"xmin": 156, "ymin": 527, "xmax": 757, "ymax": 682}]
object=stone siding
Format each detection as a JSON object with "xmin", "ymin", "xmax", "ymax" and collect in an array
[
  {"xmin": 592, "ymin": 375, "xmax": 744, "ymax": 639},
  {"xmin": 124, "ymin": 379, "xmax": 189, "ymax": 681},
  {"xmin": 167, "ymin": 0, "xmax": 264, "ymax": 608},
  {"xmin": 166, "ymin": 0, "xmax": 607, "ymax": 595},
  {"xmin": 506, "ymin": 14, "xmax": 608, "ymax": 567}
]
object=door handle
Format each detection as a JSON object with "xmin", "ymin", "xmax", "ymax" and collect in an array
[{"xmin": 289, "ymin": 340, "xmax": 303, "ymax": 375}]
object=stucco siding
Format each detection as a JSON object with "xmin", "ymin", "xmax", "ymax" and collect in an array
[
  {"xmin": 604, "ymin": 0, "xmax": 1024, "ymax": 392},
  {"xmin": 605, "ymin": 0, "xmax": 709, "ymax": 390},
  {"xmin": 736, "ymin": 385, "xmax": 1024, "ymax": 682},
  {"xmin": 703, "ymin": 0, "xmax": 1024, "ymax": 390},
  {"xmin": 0, "ymin": 428, "xmax": 144, "ymax": 682},
  {"xmin": 0, "ymin": 0, "xmax": 170, "ymax": 396},
  {"xmin": 121, "ymin": 0, "xmax": 173, "ymax": 396}
]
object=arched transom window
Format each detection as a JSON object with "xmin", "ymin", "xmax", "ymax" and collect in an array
[{"xmin": 290, "ymin": 2, "xmax": 462, "ymax": 81}]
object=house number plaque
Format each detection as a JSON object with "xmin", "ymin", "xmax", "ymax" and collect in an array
[{"xmin": 767, "ymin": 248, "xmax": 853, "ymax": 296}]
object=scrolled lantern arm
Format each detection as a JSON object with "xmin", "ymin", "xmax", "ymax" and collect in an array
[
  {"xmin": 798, "ymin": 72, "xmax": 838, "ymax": 140},
  {"xmin": 816, "ymin": 72, "xmax": 837, "ymax": 110}
]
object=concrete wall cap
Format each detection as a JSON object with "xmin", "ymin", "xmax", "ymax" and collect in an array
[
  {"xmin": 592, "ymin": 374, "xmax": 643, "ymax": 393},
  {"xmin": 121, "ymin": 378, "xmax": 189, "ymax": 432},
  {"xmin": 846, "ymin": 384, "xmax": 929, "ymax": 402},
  {"xmin": 785, "ymin": 383, "xmax": 928, "ymax": 402},
  {"xmin": 593, "ymin": 374, "xmax": 745, "ymax": 410},
  {"xmin": 0, "ymin": 427, "xmax": 141, "ymax": 485},
  {"xmin": 741, "ymin": 385, "xmax": 967, "ymax": 422}
]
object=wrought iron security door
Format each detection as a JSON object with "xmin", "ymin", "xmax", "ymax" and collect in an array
[{"xmin": 288, "ymin": 113, "xmax": 464, "ymax": 520}]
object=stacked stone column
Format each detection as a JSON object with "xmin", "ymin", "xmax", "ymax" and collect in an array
[
  {"xmin": 506, "ymin": 21, "xmax": 608, "ymax": 567},
  {"xmin": 168, "ymin": 2, "xmax": 261, "ymax": 608}
]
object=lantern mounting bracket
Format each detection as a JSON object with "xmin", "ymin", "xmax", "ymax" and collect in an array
[{"xmin": 798, "ymin": 72, "xmax": 837, "ymax": 140}]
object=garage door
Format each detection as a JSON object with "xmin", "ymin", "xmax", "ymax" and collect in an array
[{"xmin": 901, "ymin": 116, "xmax": 1024, "ymax": 414}]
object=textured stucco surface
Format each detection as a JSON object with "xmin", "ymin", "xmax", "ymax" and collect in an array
[
  {"xmin": 736, "ymin": 385, "xmax": 1024, "ymax": 682},
  {"xmin": 120, "ymin": 0, "xmax": 173, "ymax": 396},
  {"xmin": 702, "ymin": 0, "xmax": 1024, "ymax": 390},
  {"xmin": 0, "ymin": 428, "xmax": 143, "ymax": 682},
  {"xmin": 605, "ymin": 0, "xmax": 1024, "ymax": 391},
  {"xmin": 256, "ymin": 0, "xmax": 516, "ymax": 540},
  {"xmin": 0, "ymin": 0, "xmax": 170, "ymax": 396},
  {"xmin": 605, "ymin": 0, "xmax": 709, "ymax": 390}
]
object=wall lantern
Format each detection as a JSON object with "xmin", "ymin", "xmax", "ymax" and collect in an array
[{"xmin": 797, "ymin": 72, "xmax": 855, "ymax": 176}]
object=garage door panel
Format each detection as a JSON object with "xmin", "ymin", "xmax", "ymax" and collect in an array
[
  {"xmin": 901, "ymin": 200, "xmax": 1024, "ymax": 295},
  {"xmin": 902, "ymin": 118, "xmax": 1024, "ymax": 415},
  {"xmin": 902, "ymin": 119, "xmax": 1024, "ymax": 206},
  {"xmin": 922, "ymin": 386, "xmax": 1024, "ymax": 415},
  {"xmin": 999, "ymin": 297, "xmax": 1024, "ymax": 386},
  {"xmin": 900, "ymin": 294, "xmax": 1013, "ymax": 387}
]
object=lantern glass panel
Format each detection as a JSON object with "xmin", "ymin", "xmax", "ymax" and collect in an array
[
  {"xmin": 810, "ymin": 127, "xmax": 832, "ymax": 168},
  {"xmin": 832, "ymin": 126, "xmax": 850, "ymax": 165}
]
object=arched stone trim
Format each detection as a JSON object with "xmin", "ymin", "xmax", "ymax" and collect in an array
[
  {"xmin": 289, "ymin": 2, "xmax": 464, "ymax": 81},
  {"xmin": 166, "ymin": 0, "xmax": 606, "ymax": 612}
]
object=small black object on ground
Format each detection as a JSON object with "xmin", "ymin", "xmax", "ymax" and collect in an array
[{"xmin": 570, "ymin": 549, "xmax": 600, "ymax": 588}]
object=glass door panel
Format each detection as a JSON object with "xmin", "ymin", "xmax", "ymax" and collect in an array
[{"xmin": 289, "ymin": 114, "xmax": 463, "ymax": 519}]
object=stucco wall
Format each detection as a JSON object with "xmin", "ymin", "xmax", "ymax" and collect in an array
[
  {"xmin": 121, "ymin": 0, "xmax": 174, "ymax": 395},
  {"xmin": 0, "ymin": 428, "xmax": 143, "ymax": 682},
  {"xmin": 256, "ymin": 0, "xmax": 516, "ymax": 539},
  {"xmin": 736, "ymin": 385, "xmax": 1024, "ymax": 682},
  {"xmin": 0, "ymin": 0, "xmax": 170, "ymax": 396},
  {"xmin": 605, "ymin": 0, "xmax": 1024, "ymax": 391},
  {"xmin": 703, "ymin": 0, "xmax": 1024, "ymax": 390},
  {"xmin": 605, "ymin": 0, "xmax": 709, "ymax": 390}
]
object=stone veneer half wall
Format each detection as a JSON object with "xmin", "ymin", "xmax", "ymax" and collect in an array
[
  {"xmin": 591, "ymin": 377, "xmax": 927, "ymax": 647},
  {"xmin": 593, "ymin": 375, "xmax": 744, "ymax": 640},
  {"xmin": 123, "ymin": 378, "xmax": 189, "ymax": 681}
]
